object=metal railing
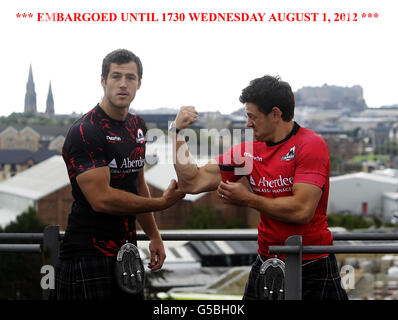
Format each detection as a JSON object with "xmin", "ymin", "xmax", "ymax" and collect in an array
[{"xmin": 1, "ymin": 226, "xmax": 398, "ymax": 300}]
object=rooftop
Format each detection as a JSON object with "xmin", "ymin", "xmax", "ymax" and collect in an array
[
  {"xmin": 331, "ymin": 171, "xmax": 398, "ymax": 185},
  {"xmin": 0, "ymin": 155, "xmax": 69, "ymax": 200},
  {"xmin": 0, "ymin": 149, "xmax": 60, "ymax": 165}
]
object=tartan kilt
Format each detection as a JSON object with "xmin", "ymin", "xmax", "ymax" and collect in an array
[
  {"xmin": 49, "ymin": 255, "xmax": 144, "ymax": 300},
  {"xmin": 243, "ymin": 253, "xmax": 348, "ymax": 300}
]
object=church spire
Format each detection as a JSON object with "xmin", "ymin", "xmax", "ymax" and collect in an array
[
  {"xmin": 24, "ymin": 64, "xmax": 37, "ymax": 113},
  {"xmin": 46, "ymin": 81, "xmax": 55, "ymax": 115}
]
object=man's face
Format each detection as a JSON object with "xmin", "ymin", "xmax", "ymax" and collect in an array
[
  {"xmin": 245, "ymin": 102, "xmax": 275, "ymax": 142},
  {"xmin": 101, "ymin": 61, "xmax": 141, "ymax": 109}
]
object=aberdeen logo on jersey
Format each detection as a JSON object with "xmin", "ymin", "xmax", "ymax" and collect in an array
[
  {"xmin": 108, "ymin": 158, "xmax": 118, "ymax": 168},
  {"xmin": 281, "ymin": 145, "xmax": 296, "ymax": 161},
  {"xmin": 121, "ymin": 157, "xmax": 145, "ymax": 169},
  {"xmin": 136, "ymin": 128, "xmax": 145, "ymax": 144},
  {"xmin": 108, "ymin": 157, "xmax": 145, "ymax": 169}
]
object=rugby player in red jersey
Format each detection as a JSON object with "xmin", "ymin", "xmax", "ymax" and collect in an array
[{"xmin": 171, "ymin": 75, "xmax": 348, "ymax": 300}]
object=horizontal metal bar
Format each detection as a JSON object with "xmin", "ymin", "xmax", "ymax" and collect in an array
[
  {"xmin": 0, "ymin": 244, "xmax": 41, "ymax": 253},
  {"xmin": 136, "ymin": 232, "xmax": 258, "ymax": 241},
  {"xmin": 332, "ymin": 233, "xmax": 398, "ymax": 241},
  {"xmin": 269, "ymin": 245, "xmax": 302, "ymax": 254},
  {"xmin": 139, "ymin": 231, "xmax": 398, "ymax": 241},
  {"xmin": 1, "ymin": 231, "xmax": 398, "ymax": 242},
  {"xmin": 0, "ymin": 233, "xmax": 44, "ymax": 241},
  {"xmin": 269, "ymin": 245, "xmax": 398, "ymax": 255}
]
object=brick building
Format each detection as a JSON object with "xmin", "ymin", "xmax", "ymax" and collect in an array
[
  {"xmin": 0, "ymin": 155, "xmax": 260, "ymax": 231},
  {"xmin": 144, "ymin": 162, "xmax": 260, "ymax": 230}
]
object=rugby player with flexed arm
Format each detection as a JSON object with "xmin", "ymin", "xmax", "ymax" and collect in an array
[{"xmin": 170, "ymin": 75, "xmax": 348, "ymax": 300}]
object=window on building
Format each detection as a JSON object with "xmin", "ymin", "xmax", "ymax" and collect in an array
[{"xmin": 10, "ymin": 163, "xmax": 17, "ymax": 176}]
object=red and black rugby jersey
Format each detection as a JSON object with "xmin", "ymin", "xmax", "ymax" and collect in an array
[
  {"xmin": 216, "ymin": 122, "xmax": 333, "ymax": 260},
  {"xmin": 60, "ymin": 104, "xmax": 147, "ymax": 258}
]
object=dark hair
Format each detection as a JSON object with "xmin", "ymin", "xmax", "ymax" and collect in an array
[
  {"xmin": 101, "ymin": 49, "xmax": 143, "ymax": 81},
  {"xmin": 239, "ymin": 75, "xmax": 295, "ymax": 121}
]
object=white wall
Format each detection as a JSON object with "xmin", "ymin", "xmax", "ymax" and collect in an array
[
  {"xmin": 0, "ymin": 192, "xmax": 34, "ymax": 214},
  {"xmin": 328, "ymin": 174, "xmax": 398, "ymax": 217},
  {"xmin": 0, "ymin": 192, "xmax": 35, "ymax": 226},
  {"xmin": 383, "ymin": 195, "xmax": 398, "ymax": 222}
]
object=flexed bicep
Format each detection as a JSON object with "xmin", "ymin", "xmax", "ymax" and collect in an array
[
  {"xmin": 76, "ymin": 166, "xmax": 112, "ymax": 212},
  {"xmin": 179, "ymin": 160, "xmax": 222, "ymax": 194}
]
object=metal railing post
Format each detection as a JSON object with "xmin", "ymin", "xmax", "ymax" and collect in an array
[
  {"xmin": 284, "ymin": 235, "xmax": 302, "ymax": 300},
  {"xmin": 42, "ymin": 225, "xmax": 60, "ymax": 300}
]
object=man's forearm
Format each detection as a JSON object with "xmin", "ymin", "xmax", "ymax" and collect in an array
[
  {"xmin": 136, "ymin": 213, "xmax": 161, "ymax": 240},
  {"xmin": 95, "ymin": 187, "xmax": 167, "ymax": 215},
  {"xmin": 173, "ymin": 133, "xmax": 200, "ymax": 188},
  {"xmin": 136, "ymin": 180, "xmax": 161, "ymax": 240},
  {"xmin": 245, "ymin": 192, "xmax": 310, "ymax": 224}
]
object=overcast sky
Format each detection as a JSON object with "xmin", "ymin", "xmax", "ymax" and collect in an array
[{"xmin": 2, "ymin": 0, "xmax": 397, "ymax": 117}]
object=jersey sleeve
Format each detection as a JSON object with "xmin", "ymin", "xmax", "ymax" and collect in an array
[
  {"xmin": 294, "ymin": 135, "xmax": 330, "ymax": 189},
  {"xmin": 63, "ymin": 121, "xmax": 108, "ymax": 178},
  {"xmin": 215, "ymin": 142, "xmax": 250, "ymax": 182}
]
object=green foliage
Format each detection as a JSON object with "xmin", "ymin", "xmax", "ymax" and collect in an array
[
  {"xmin": 327, "ymin": 213, "xmax": 375, "ymax": 230},
  {"xmin": 2, "ymin": 207, "xmax": 46, "ymax": 233},
  {"xmin": 184, "ymin": 206, "xmax": 218, "ymax": 229},
  {"xmin": 0, "ymin": 207, "xmax": 47, "ymax": 300},
  {"xmin": 330, "ymin": 155, "xmax": 344, "ymax": 173},
  {"xmin": 0, "ymin": 112, "xmax": 79, "ymax": 126},
  {"xmin": 371, "ymin": 216, "xmax": 383, "ymax": 229},
  {"xmin": 352, "ymin": 154, "xmax": 389, "ymax": 164},
  {"xmin": 183, "ymin": 206, "xmax": 245, "ymax": 229},
  {"xmin": 222, "ymin": 217, "xmax": 245, "ymax": 229}
]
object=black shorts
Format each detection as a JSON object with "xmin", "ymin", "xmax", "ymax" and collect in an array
[
  {"xmin": 49, "ymin": 255, "xmax": 144, "ymax": 300},
  {"xmin": 243, "ymin": 254, "xmax": 348, "ymax": 300}
]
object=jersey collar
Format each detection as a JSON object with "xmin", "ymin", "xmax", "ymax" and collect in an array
[{"xmin": 265, "ymin": 121, "xmax": 300, "ymax": 147}]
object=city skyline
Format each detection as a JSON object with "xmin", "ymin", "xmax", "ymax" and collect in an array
[{"xmin": 13, "ymin": 64, "xmax": 385, "ymax": 117}]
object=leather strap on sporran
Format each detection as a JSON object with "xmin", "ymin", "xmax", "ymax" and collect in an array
[{"xmin": 257, "ymin": 256, "xmax": 285, "ymax": 300}]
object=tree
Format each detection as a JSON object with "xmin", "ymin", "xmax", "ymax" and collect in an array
[
  {"xmin": 183, "ymin": 206, "xmax": 218, "ymax": 229},
  {"xmin": 183, "ymin": 206, "xmax": 246, "ymax": 229},
  {"xmin": 327, "ymin": 213, "xmax": 374, "ymax": 230},
  {"xmin": 0, "ymin": 207, "xmax": 46, "ymax": 300}
]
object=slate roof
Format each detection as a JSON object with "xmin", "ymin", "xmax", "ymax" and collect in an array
[
  {"xmin": 0, "ymin": 149, "xmax": 60, "ymax": 165},
  {"xmin": 0, "ymin": 125, "xmax": 70, "ymax": 137}
]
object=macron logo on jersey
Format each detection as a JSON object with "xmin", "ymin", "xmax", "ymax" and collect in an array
[
  {"xmin": 244, "ymin": 152, "xmax": 263, "ymax": 162},
  {"xmin": 281, "ymin": 145, "xmax": 296, "ymax": 161},
  {"xmin": 107, "ymin": 135, "xmax": 121, "ymax": 142}
]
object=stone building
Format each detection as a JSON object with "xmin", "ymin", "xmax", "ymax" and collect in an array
[
  {"xmin": 0, "ymin": 125, "xmax": 66, "ymax": 153},
  {"xmin": 0, "ymin": 126, "xmax": 40, "ymax": 152}
]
